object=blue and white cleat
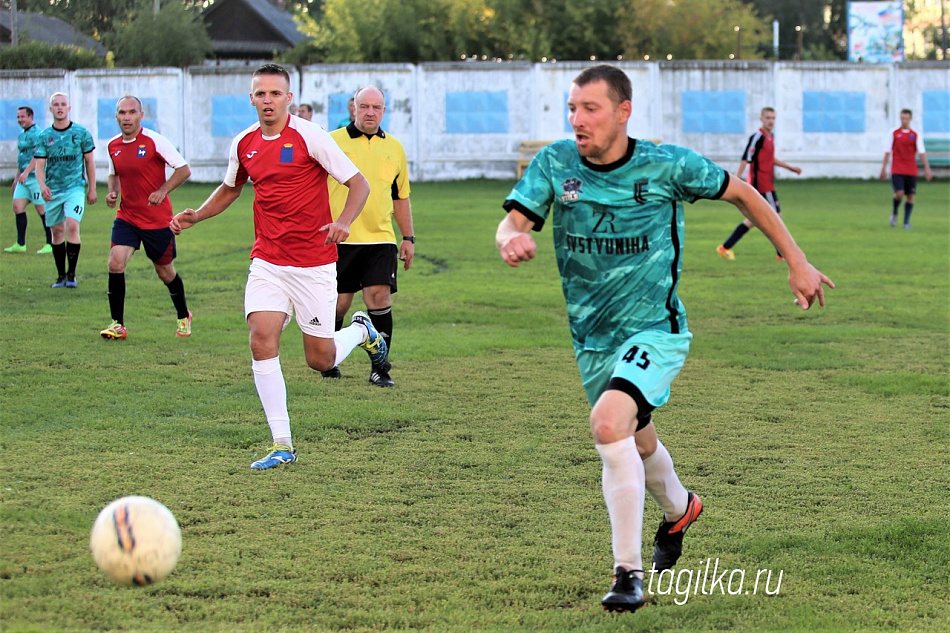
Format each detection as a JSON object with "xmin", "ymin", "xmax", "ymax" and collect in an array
[
  {"xmin": 250, "ymin": 444, "xmax": 297, "ymax": 470},
  {"xmin": 351, "ymin": 311, "xmax": 390, "ymax": 370}
]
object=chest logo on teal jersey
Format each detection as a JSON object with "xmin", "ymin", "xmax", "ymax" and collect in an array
[
  {"xmin": 633, "ymin": 179, "xmax": 649, "ymax": 204},
  {"xmin": 560, "ymin": 178, "xmax": 583, "ymax": 203}
]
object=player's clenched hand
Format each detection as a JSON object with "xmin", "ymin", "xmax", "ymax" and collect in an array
[
  {"xmin": 170, "ymin": 209, "xmax": 199, "ymax": 235},
  {"xmin": 147, "ymin": 190, "xmax": 166, "ymax": 205},
  {"xmin": 500, "ymin": 233, "xmax": 536, "ymax": 268},
  {"xmin": 319, "ymin": 222, "xmax": 350, "ymax": 245},
  {"xmin": 106, "ymin": 191, "xmax": 119, "ymax": 208},
  {"xmin": 789, "ymin": 262, "xmax": 835, "ymax": 310}
]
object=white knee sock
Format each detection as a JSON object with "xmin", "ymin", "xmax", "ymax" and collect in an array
[
  {"xmin": 252, "ymin": 356, "xmax": 291, "ymax": 448},
  {"xmin": 596, "ymin": 437, "xmax": 645, "ymax": 572},
  {"xmin": 643, "ymin": 441, "xmax": 688, "ymax": 521},
  {"xmin": 333, "ymin": 322, "xmax": 366, "ymax": 366}
]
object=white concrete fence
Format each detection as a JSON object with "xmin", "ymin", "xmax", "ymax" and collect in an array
[{"xmin": 1, "ymin": 61, "xmax": 948, "ymax": 184}]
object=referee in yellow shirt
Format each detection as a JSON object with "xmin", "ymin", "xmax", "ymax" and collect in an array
[{"xmin": 326, "ymin": 85, "xmax": 414, "ymax": 387}]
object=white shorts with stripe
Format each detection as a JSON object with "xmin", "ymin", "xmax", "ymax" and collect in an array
[{"xmin": 244, "ymin": 258, "xmax": 337, "ymax": 338}]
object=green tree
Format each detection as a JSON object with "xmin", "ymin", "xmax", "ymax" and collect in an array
[
  {"xmin": 109, "ymin": 1, "xmax": 211, "ymax": 67},
  {"xmin": 294, "ymin": 0, "xmax": 496, "ymax": 63},
  {"xmin": 0, "ymin": 40, "xmax": 106, "ymax": 70},
  {"xmin": 14, "ymin": 0, "xmax": 137, "ymax": 39},
  {"xmin": 618, "ymin": 0, "xmax": 769, "ymax": 60}
]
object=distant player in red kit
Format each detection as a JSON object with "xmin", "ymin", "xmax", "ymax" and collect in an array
[
  {"xmin": 717, "ymin": 107, "xmax": 801, "ymax": 261},
  {"xmin": 881, "ymin": 108, "xmax": 932, "ymax": 229},
  {"xmin": 102, "ymin": 95, "xmax": 192, "ymax": 340},
  {"xmin": 170, "ymin": 64, "xmax": 387, "ymax": 471}
]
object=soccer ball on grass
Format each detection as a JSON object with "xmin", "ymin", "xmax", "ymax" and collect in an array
[{"xmin": 90, "ymin": 495, "xmax": 182, "ymax": 586}]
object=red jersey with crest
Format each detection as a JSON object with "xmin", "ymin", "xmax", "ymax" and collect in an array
[
  {"xmin": 225, "ymin": 115, "xmax": 360, "ymax": 267},
  {"xmin": 740, "ymin": 128, "xmax": 775, "ymax": 193},
  {"xmin": 107, "ymin": 128, "xmax": 188, "ymax": 230},
  {"xmin": 888, "ymin": 127, "xmax": 925, "ymax": 176}
]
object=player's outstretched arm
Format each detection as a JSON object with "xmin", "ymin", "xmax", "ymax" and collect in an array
[
  {"xmin": 496, "ymin": 209, "xmax": 537, "ymax": 267},
  {"xmin": 722, "ymin": 176, "xmax": 834, "ymax": 309},
  {"xmin": 170, "ymin": 183, "xmax": 242, "ymax": 235}
]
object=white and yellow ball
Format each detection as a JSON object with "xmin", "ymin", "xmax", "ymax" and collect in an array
[{"xmin": 90, "ymin": 496, "xmax": 181, "ymax": 586}]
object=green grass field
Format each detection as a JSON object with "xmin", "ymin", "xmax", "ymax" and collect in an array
[{"xmin": 1, "ymin": 178, "xmax": 948, "ymax": 632}]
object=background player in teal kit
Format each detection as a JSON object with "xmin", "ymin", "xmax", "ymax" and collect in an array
[
  {"xmin": 496, "ymin": 65, "xmax": 834, "ymax": 613},
  {"xmin": 5, "ymin": 106, "xmax": 52, "ymax": 254},
  {"xmin": 34, "ymin": 92, "xmax": 97, "ymax": 288}
]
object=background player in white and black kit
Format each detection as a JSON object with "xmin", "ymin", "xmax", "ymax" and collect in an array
[
  {"xmin": 881, "ymin": 108, "xmax": 932, "ymax": 229},
  {"xmin": 101, "ymin": 96, "xmax": 193, "ymax": 340},
  {"xmin": 171, "ymin": 64, "xmax": 386, "ymax": 471},
  {"xmin": 717, "ymin": 107, "xmax": 801, "ymax": 261}
]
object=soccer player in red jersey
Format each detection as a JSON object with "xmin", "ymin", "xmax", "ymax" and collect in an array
[
  {"xmin": 717, "ymin": 107, "xmax": 801, "ymax": 261},
  {"xmin": 170, "ymin": 64, "xmax": 385, "ymax": 470},
  {"xmin": 881, "ymin": 109, "xmax": 932, "ymax": 229},
  {"xmin": 101, "ymin": 96, "xmax": 192, "ymax": 340}
]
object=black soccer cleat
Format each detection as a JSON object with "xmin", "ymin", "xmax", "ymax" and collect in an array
[
  {"xmin": 652, "ymin": 491, "xmax": 703, "ymax": 572},
  {"xmin": 321, "ymin": 366, "xmax": 342, "ymax": 378},
  {"xmin": 602, "ymin": 567, "xmax": 645, "ymax": 612},
  {"xmin": 369, "ymin": 366, "xmax": 395, "ymax": 388}
]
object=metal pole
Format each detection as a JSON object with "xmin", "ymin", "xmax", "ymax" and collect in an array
[
  {"xmin": 735, "ymin": 26, "xmax": 741, "ymax": 60},
  {"xmin": 942, "ymin": 0, "xmax": 948, "ymax": 61},
  {"xmin": 773, "ymin": 20, "xmax": 780, "ymax": 59},
  {"xmin": 11, "ymin": 0, "xmax": 18, "ymax": 47},
  {"xmin": 796, "ymin": 25, "xmax": 803, "ymax": 60}
]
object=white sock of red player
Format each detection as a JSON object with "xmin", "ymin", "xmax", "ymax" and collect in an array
[{"xmin": 252, "ymin": 356, "xmax": 291, "ymax": 449}]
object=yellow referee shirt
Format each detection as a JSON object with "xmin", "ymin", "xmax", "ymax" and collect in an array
[{"xmin": 328, "ymin": 124, "xmax": 410, "ymax": 244}]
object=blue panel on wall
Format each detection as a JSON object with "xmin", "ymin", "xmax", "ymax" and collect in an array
[
  {"xmin": 0, "ymin": 99, "xmax": 46, "ymax": 141},
  {"xmin": 922, "ymin": 91, "xmax": 950, "ymax": 133},
  {"xmin": 212, "ymin": 95, "xmax": 253, "ymax": 138},
  {"xmin": 446, "ymin": 91, "xmax": 508, "ymax": 134},
  {"xmin": 681, "ymin": 91, "xmax": 746, "ymax": 133},
  {"xmin": 803, "ymin": 91, "xmax": 865, "ymax": 133},
  {"xmin": 327, "ymin": 91, "xmax": 391, "ymax": 131},
  {"xmin": 97, "ymin": 97, "xmax": 158, "ymax": 139}
]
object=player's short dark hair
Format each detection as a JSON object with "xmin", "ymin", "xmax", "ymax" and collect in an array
[
  {"xmin": 573, "ymin": 64, "xmax": 632, "ymax": 105},
  {"xmin": 253, "ymin": 63, "xmax": 290, "ymax": 85},
  {"xmin": 17, "ymin": 106, "xmax": 33, "ymax": 117},
  {"xmin": 900, "ymin": 108, "xmax": 912, "ymax": 116},
  {"xmin": 115, "ymin": 95, "xmax": 143, "ymax": 112},
  {"xmin": 299, "ymin": 103, "xmax": 313, "ymax": 114},
  {"xmin": 761, "ymin": 106, "xmax": 775, "ymax": 115}
]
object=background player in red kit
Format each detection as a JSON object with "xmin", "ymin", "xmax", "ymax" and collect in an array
[
  {"xmin": 102, "ymin": 95, "xmax": 192, "ymax": 339},
  {"xmin": 881, "ymin": 108, "xmax": 932, "ymax": 229},
  {"xmin": 717, "ymin": 107, "xmax": 801, "ymax": 261},
  {"xmin": 170, "ymin": 64, "xmax": 384, "ymax": 471}
]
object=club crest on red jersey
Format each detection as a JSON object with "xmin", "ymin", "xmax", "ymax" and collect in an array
[{"xmin": 280, "ymin": 143, "xmax": 294, "ymax": 163}]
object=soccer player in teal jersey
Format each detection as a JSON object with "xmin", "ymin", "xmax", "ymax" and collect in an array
[
  {"xmin": 497, "ymin": 65, "xmax": 834, "ymax": 613},
  {"xmin": 35, "ymin": 92, "xmax": 97, "ymax": 288},
  {"xmin": 5, "ymin": 106, "xmax": 52, "ymax": 254}
]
